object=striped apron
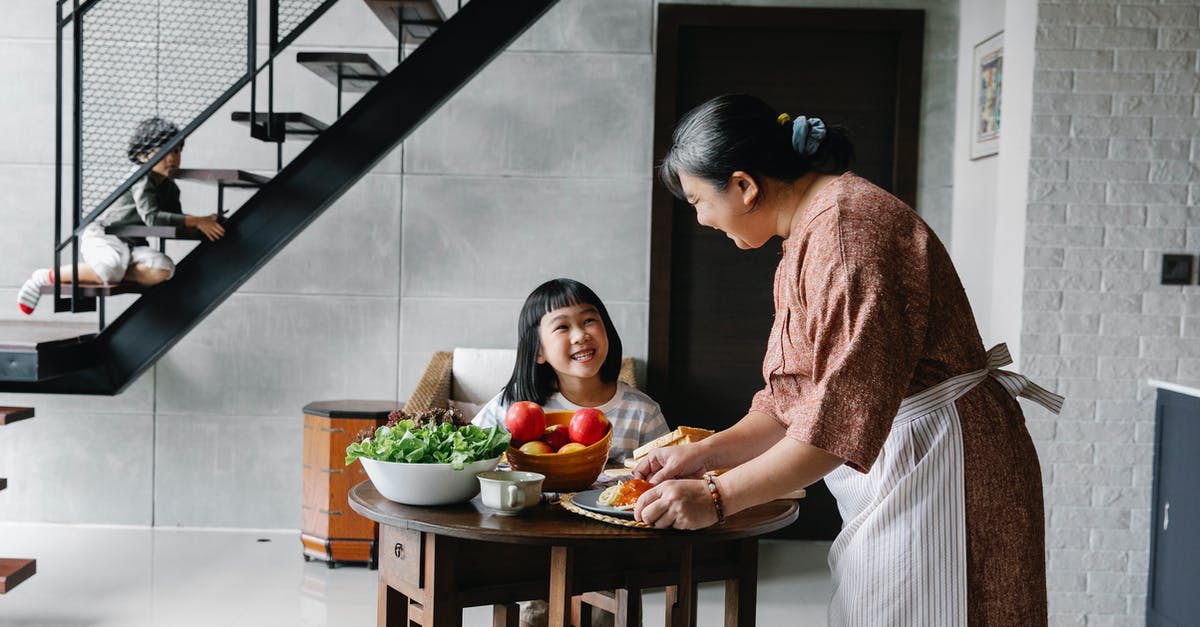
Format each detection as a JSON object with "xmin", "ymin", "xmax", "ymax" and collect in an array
[{"xmin": 823, "ymin": 344, "xmax": 1063, "ymax": 626}]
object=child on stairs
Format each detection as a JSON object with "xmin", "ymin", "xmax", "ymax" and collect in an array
[{"xmin": 17, "ymin": 117, "xmax": 224, "ymax": 314}]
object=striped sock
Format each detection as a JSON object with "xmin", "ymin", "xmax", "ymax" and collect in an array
[{"xmin": 17, "ymin": 269, "xmax": 53, "ymax": 315}]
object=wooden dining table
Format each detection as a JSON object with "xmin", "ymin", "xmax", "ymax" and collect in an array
[{"xmin": 348, "ymin": 481, "xmax": 798, "ymax": 627}]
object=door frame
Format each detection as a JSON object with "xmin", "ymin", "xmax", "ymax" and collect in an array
[{"xmin": 648, "ymin": 5, "xmax": 926, "ymax": 399}]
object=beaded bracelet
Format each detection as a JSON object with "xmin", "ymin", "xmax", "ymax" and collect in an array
[{"xmin": 703, "ymin": 471, "xmax": 726, "ymax": 524}]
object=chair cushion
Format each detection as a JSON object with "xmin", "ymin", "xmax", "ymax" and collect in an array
[{"xmin": 451, "ymin": 348, "xmax": 518, "ymax": 406}]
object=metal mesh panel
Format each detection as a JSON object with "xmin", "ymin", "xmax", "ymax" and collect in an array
[
  {"xmin": 278, "ymin": 0, "xmax": 327, "ymax": 45},
  {"xmin": 79, "ymin": 0, "xmax": 246, "ymax": 218}
]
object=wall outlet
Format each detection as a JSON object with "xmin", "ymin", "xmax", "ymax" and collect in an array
[{"xmin": 1161, "ymin": 254, "xmax": 1194, "ymax": 285}]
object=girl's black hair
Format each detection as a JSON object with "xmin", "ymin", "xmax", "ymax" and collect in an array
[
  {"xmin": 658, "ymin": 94, "xmax": 854, "ymax": 201},
  {"xmin": 127, "ymin": 116, "xmax": 181, "ymax": 164},
  {"xmin": 501, "ymin": 278, "xmax": 623, "ymax": 406}
]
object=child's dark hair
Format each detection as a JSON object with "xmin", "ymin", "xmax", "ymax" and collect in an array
[
  {"xmin": 659, "ymin": 94, "xmax": 854, "ymax": 201},
  {"xmin": 502, "ymin": 278, "xmax": 623, "ymax": 406},
  {"xmin": 127, "ymin": 117, "xmax": 181, "ymax": 164}
]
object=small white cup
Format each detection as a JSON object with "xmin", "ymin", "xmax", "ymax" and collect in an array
[{"xmin": 476, "ymin": 470, "xmax": 545, "ymax": 515}]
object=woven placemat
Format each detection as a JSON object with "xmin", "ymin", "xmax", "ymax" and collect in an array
[{"xmin": 559, "ymin": 492, "xmax": 651, "ymax": 529}]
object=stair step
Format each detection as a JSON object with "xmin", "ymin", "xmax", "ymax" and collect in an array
[
  {"xmin": 363, "ymin": 0, "xmax": 445, "ymax": 44},
  {"xmin": 0, "ymin": 322, "xmax": 96, "ymax": 350},
  {"xmin": 231, "ymin": 111, "xmax": 328, "ymax": 137},
  {"xmin": 297, "ymin": 52, "xmax": 387, "ymax": 92},
  {"xmin": 39, "ymin": 283, "xmax": 147, "ymax": 298},
  {"xmin": 104, "ymin": 224, "xmax": 206, "ymax": 240},
  {"xmin": 0, "ymin": 558, "xmax": 36, "ymax": 594},
  {"xmin": 176, "ymin": 168, "xmax": 270, "ymax": 188},
  {"xmin": 0, "ymin": 407, "xmax": 35, "ymax": 425},
  {"xmin": 0, "ymin": 323, "xmax": 96, "ymax": 383}
]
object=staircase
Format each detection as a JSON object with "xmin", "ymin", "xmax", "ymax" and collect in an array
[{"xmin": 0, "ymin": 0, "xmax": 558, "ymax": 394}]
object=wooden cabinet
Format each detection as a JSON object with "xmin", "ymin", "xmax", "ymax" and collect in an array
[
  {"xmin": 301, "ymin": 400, "xmax": 401, "ymax": 568},
  {"xmin": 1148, "ymin": 385, "xmax": 1200, "ymax": 625}
]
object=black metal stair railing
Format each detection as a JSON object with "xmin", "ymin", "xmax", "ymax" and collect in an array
[
  {"xmin": 52, "ymin": 0, "xmax": 340, "ymax": 321},
  {"xmin": 4, "ymin": 0, "xmax": 559, "ymax": 393}
]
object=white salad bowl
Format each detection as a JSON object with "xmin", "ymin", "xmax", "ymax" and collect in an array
[{"xmin": 358, "ymin": 456, "xmax": 501, "ymax": 506}]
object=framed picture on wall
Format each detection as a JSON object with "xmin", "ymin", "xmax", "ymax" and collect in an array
[{"xmin": 970, "ymin": 31, "xmax": 1003, "ymax": 159}]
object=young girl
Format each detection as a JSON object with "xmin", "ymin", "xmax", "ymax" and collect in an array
[
  {"xmin": 473, "ymin": 278, "xmax": 669, "ymax": 627},
  {"xmin": 473, "ymin": 278, "xmax": 670, "ymax": 465}
]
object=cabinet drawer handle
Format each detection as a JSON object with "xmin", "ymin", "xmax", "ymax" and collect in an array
[
  {"xmin": 1163, "ymin": 502, "xmax": 1169, "ymax": 531},
  {"xmin": 394, "ymin": 542, "xmax": 404, "ymax": 559}
]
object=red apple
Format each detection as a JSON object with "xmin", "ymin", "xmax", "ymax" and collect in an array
[
  {"xmin": 557, "ymin": 442, "xmax": 586, "ymax": 454},
  {"xmin": 568, "ymin": 408, "xmax": 609, "ymax": 446},
  {"xmin": 541, "ymin": 424, "xmax": 571, "ymax": 450},
  {"xmin": 505, "ymin": 401, "xmax": 546, "ymax": 443},
  {"xmin": 518, "ymin": 440, "xmax": 554, "ymax": 455}
]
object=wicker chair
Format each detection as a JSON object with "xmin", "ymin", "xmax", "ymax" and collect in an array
[{"xmin": 405, "ymin": 349, "xmax": 638, "ymax": 415}]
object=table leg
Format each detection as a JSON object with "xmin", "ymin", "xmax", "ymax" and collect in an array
[
  {"xmin": 724, "ymin": 539, "xmax": 759, "ymax": 627},
  {"xmin": 493, "ymin": 602, "xmax": 520, "ymax": 627},
  {"xmin": 664, "ymin": 586, "xmax": 678, "ymax": 627},
  {"xmin": 573, "ymin": 595, "xmax": 589, "ymax": 627},
  {"xmin": 378, "ymin": 580, "xmax": 409, "ymax": 627},
  {"xmin": 668, "ymin": 546, "xmax": 697, "ymax": 627},
  {"xmin": 615, "ymin": 586, "xmax": 641, "ymax": 627},
  {"xmin": 548, "ymin": 546, "xmax": 575, "ymax": 627},
  {"xmin": 424, "ymin": 533, "xmax": 462, "ymax": 627}
]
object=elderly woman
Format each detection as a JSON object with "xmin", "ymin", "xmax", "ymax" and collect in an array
[{"xmin": 634, "ymin": 94, "xmax": 1061, "ymax": 625}]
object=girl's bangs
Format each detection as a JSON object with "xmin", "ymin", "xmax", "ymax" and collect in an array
[{"xmin": 538, "ymin": 282, "xmax": 592, "ymax": 316}]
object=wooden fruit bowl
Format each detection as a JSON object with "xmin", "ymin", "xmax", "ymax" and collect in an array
[{"xmin": 506, "ymin": 410, "xmax": 611, "ymax": 492}]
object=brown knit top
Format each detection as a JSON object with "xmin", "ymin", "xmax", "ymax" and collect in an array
[{"xmin": 749, "ymin": 172, "xmax": 987, "ymax": 471}]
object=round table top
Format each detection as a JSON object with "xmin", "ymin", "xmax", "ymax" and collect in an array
[{"xmin": 349, "ymin": 481, "xmax": 799, "ymax": 546}]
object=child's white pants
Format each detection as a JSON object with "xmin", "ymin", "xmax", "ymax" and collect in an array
[{"xmin": 80, "ymin": 230, "xmax": 175, "ymax": 284}]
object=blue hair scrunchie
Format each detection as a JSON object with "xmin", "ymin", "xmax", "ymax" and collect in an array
[{"xmin": 791, "ymin": 116, "xmax": 827, "ymax": 157}]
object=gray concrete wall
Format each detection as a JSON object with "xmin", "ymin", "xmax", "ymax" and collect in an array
[
  {"xmin": 400, "ymin": 0, "xmax": 960, "ymax": 409},
  {"xmin": 0, "ymin": 0, "xmax": 958, "ymax": 528}
]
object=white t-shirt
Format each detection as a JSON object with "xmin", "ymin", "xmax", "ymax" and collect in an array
[{"xmin": 472, "ymin": 382, "xmax": 671, "ymax": 464}]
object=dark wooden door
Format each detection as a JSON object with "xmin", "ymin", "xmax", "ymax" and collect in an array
[{"xmin": 649, "ymin": 6, "xmax": 924, "ymax": 540}]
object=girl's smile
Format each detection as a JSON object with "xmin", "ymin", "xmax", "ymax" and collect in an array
[{"xmin": 571, "ymin": 348, "xmax": 597, "ymax": 363}]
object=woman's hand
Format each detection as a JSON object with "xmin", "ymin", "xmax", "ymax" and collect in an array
[
  {"xmin": 634, "ymin": 479, "xmax": 718, "ymax": 530},
  {"xmin": 185, "ymin": 214, "xmax": 226, "ymax": 241},
  {"xmin": 633, "ymin": 442, "xmax": 708, "ymax": 484}
]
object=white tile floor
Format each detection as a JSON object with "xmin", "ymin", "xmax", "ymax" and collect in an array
[{"xmin": 0, "ymin": 522, "xmax": 833, "ymax": 626}]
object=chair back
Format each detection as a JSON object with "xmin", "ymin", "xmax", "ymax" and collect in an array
[{"xmin": 451, "ymin": 348, "xmax": 517, "ymax": 405}]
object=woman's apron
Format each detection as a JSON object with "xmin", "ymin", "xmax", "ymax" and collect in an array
[{"xmin": 823, "ymin": 344, "xmax": 1063, "ymax": 626}]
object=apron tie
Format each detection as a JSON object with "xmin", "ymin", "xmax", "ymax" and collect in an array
[
  {"xmin": 983, "ymin": 343, "xmax": 1064, "ymax": 414},
  {"xmin": 895, "ymin": 343, "xmax": 1064, "ymax": 425}
]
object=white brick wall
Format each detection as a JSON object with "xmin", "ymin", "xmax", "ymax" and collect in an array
[{"xmin": 1028, "ymin": 2, "xmax": 1199, "ymax": 624}]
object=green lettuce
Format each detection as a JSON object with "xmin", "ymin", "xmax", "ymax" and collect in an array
[{"xmin": 345, "ymin": 419, "xmax": 510, "ymax": 470}]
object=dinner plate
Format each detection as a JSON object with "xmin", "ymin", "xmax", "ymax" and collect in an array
[{"xmin": 569, "ymin": 488, "xmax": 636, "ymax": 520}]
